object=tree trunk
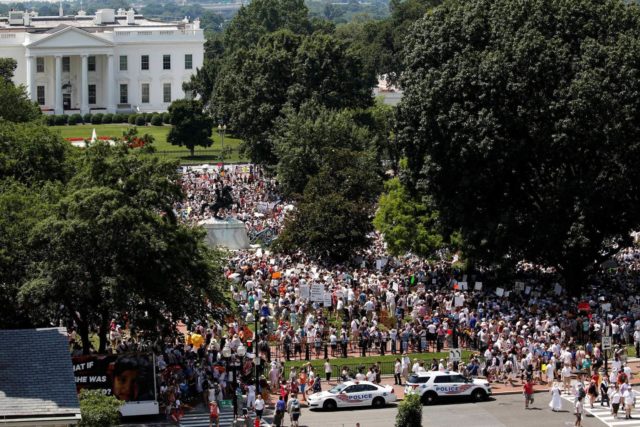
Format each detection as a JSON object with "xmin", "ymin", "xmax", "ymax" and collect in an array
[
  {"xmin": 562, "ymin": 262, "xmax": 589, "ymax": 298},
  {"xmin": 76, "ymin": 315, "xmax": 91, "ymax": 355},
  {"xmin": 190, "ymin": 146, "xmax": 194, "ymax": 157},
  {"xmin": 98, "ymin": 314, "xmax": 109, "ymax": 354}
]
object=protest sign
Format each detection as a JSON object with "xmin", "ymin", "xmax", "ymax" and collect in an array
[
  {"xmin": 299, "ymin": 284, "xmax": 309, "ymax": 299},
  {"xmin": 324, "ymin": 292, "xmax": 332, "ymax": 307},
  {"xmin": 310, "ymin": 283, "xmax": 324, "ymax": 302},
  {"xmin": 495, "ymin": 287, "xmax": 504, "ymax": 297},
  {"xmin": 474, "ymin": 282, "xmax": 483, "ymax": 290}
]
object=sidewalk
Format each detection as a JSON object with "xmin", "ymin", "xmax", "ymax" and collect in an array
[{"xmin": 295, "ymin": 356, "xmax": 640, "ymax": 404}]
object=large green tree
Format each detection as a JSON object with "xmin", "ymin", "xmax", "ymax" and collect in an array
[
  {"xmin": 213, "ymin": 29, "xmax": 375, "ymax": 164},
  {"xmin": 398, "ymin": 0, "xmax": 640, "ymax": 293},
  {"xmin": 20, "ymin": 144, "xmax": 227, "ymax": 353},
  {"xmin": 168, "ymin": 99, "xmax": 213, "ymax": 157}
]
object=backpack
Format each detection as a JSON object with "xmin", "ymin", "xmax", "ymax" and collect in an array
[
  {"xmin": 578, "ymin": 388, "xmax": 586, "ymax": 399},
  {"xmin": 291, "ymin": 399, "xmax": 300, "ymax": 413}
]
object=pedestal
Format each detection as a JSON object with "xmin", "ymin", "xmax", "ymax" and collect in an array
[{"xmin": 198, "ymin": 218, "xmax": 250, "ymax": 250}]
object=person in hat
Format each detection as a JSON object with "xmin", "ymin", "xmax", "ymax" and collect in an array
[{"xmin": 208, "ymin": 400, "xmax": 219, "ymax": 427}]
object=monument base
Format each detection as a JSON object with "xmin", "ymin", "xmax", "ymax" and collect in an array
[{"xmin": 198, "ymin": 218, "xmax": 250, "ymax": 250}]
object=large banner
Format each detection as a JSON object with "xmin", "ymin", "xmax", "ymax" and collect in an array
[{"xmin": 72, "ymin": 353, "xmax": 155, "ymax": 402}]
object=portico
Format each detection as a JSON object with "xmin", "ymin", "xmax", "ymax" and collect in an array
[{"xmin": 24, "ymin": 26, "xmax": 115, "ymax": 114}]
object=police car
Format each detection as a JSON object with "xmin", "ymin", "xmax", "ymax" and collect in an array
[
  {"xmin": 307, "ymin": 380, "xmax": 396, "ymax": 410},
  {"xmin": 405, "ymin": 371, "xmax": 491, "ymax": 405}
]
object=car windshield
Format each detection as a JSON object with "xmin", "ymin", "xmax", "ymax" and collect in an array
[{"xmin": 329, "ymin": 383, "xmax": 348, "ymax": 393}]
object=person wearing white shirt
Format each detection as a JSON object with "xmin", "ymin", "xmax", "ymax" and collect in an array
[
  {"xmin": 394, "ymin": 358, "xmax": 402, "ymax": 385},
  {"xmin": 623, "ymin": 387, "xmax": 634, "ymax": 419}
]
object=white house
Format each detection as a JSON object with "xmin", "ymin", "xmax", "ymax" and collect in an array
[{"xmin": 0, "ymin": 8, "xmax": 204, "ymax": 114}]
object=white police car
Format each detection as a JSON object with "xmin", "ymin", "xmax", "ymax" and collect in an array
[
  {"xmin": 307, "ymin": 380, "xmax": 396, "ymax": 410},
  {"xmin": 405, "ymin": 371, "xmax": 491, "ymax": 405}
]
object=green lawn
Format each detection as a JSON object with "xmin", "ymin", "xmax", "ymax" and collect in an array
[{"xmin": 50, "ymin": 124, "xmax": 248, "ymax": 164}]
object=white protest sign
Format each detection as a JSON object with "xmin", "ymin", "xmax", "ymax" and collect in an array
[
  {"xmin": 449, "ymin": 348, "xmax": 462, "ymax": 362},
  {"xmin": 392, "ymin": 282, "xmax": 399, "ymax": 292},
  {"xmin": 514, "ymin": 282, "xmax": 525, "ymax": 292},
  {"xmin": 454, "ymin": 296, "xmax": 464, "ymax": 307},
  {"xmin": 495, "ymin": 287, "xmax": 504, "ymax": 297},
  {"xmin": 299, "ymin": 284, "xmax": 310, "ymax": 299},
  {"xmin": 554, "ymin": 283, "xmax": 562, "ymax": 295},
  {"xmin": 432, "ymin": 279, "xmax": 437, "ymax": 285},
  {"xmin": 310, "ymin": 283, "xmax": 324, "ymax": 302},
  {"xmin": 474, "ymin": 282, "xmax": 483, "ymax": 291},
  {"xmin": 324, "ymin": 292, "xmax": 333, "ymax": 307},
  {"xmin": 524, "ymin": 286, "xmax": 531, "ymax": 295},
  {"xmin": 459, "ymin": 281, "xmax": 468, "ymax": 290}
]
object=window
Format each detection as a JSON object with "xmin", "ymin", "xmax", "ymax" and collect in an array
[
  {"xmin": 141, "ymin": 83, "xmax": 149, "ymax": 103},
  {"xmin": 163, "ymin": 83, "xmax": 171, "ymax": 103},
  {"xmin": 119, "ymin": 84, "xmax": 128, "ymax": 104},
  {"xmin": 141, "ymin": 55, "xmax": 149, "ymax": 70},
  {"xmin": 361, "ymin": 384, "xmax": 378, "ymax": 391},
  {"xmin": 88, "ymin": 56, "xmax": 96, "ymax": 72},
  {"xmin": 450, "ymin": 375, "xmax": 467, "ymax": 383},
  {"xmin": 343, "ymin": 385, "xmax": 361, "ymax": 393},
  {"xmin": 36, "ymin": 57, "xmax": 44, "ymax": 73},
  {"xmin": 184, "ymin": 54, "xmax": 193, "ymax": 70},
  {"xmin": 62, "ymin": 56, "xmax": 70, "ymax": 72},
  {"xmin": 119, "ymin": 55, "xmax": 128, "ymax": 71},
  {"xmin": 433, "ymin": 376, "xmax": 452, "ymax": 384},
  {"xmin": 36, "ymin": 85, "xmax": 45, "ymax": 105},
  {"xmin": 88, "ymin": 84, "xmax": 96, "ymax": 105},
  {"xmin": 163, "ymin": 54, "xmax": 171, "ymax": 70},
  {"xmin": 408, "ymin": 375, "xmax": 430, "ymax": 384}
]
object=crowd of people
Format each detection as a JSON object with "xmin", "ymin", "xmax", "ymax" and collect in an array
[{"xmin": 73, "ymin": 164, "xmax": 640, "ymax": 422}]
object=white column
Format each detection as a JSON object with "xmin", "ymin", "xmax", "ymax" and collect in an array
[
  {"xmin": 106, "ymin": 54, "xmax": 115, "ymax": 113},
  {"xmin": 25, "ymin": 55, "xmax": 36, "ymax": 101},
  {"xmin": 80, "ymin": 54, "xmax": 89, "ymax": 114},
  {"xmin": 54, "ymin": 55, "xmax": 63, "ymax": 114}
]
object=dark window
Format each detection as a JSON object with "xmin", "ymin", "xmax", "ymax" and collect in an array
[
  {"xmin": 344, "ymin": 385, "xmax": 360, "ymax": 393},
  {"xmin": 119, "ymin": 55, "xmax": 127, "ymax": 71},
  {"xmin": 408, "ymin": 375, "xmax": 430, "ymax": 384},
  {"xmin": 62, "ymin": 56, "xmax": 70, "ymax": 72},
  {"xmin": 119, "ymin": 84, "xmax": 128, "ymax": 104},
  {"xmin": 450, "ymin": 375, "xmax": 467, "ymax": 383},
  {"xmin": 36, "ymin": 85, "xmax": 45, "ymax": 105},
  {"xmin": 88, "ymin": 56, "xmax": 96, "ymax": 72},
  {"xmin": 88, "ymin": 84, "xmax": 96, "ymax": 104},
  {"xmin": 184, "ymin": 54, "xmax": 193, "ymax": 69},
  {"xmin": 433, "ymin": 376, "xmax": 452, "ymax": 384},
  {"xmin": 163, "ymin": 83, "xmax": 171, "ymax": 103},
  {"xmin": 36, "ymin": 57, "xmax": 44, "ymax": 73},
  {"xmin": 141, "ymin": 55, "xmax": 149, "ymax": 70},
  {"xmin": 361, "ymin": 384, "xmax": 378, "ymax": 391},
  {"xmin": 141, "ymin": 83, "xmax": 149, "ymax": 103},
  {"xmin": 163, "ymin": 54, "xmax": 171, "ymax": 70}
]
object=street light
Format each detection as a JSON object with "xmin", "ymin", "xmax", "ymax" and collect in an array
[{"xmin": 217, "ymin": 123, "xmax": 227, "ymax": 165}]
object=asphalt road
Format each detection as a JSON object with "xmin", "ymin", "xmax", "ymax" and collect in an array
[{"xmin": 291, "ymin": 393, "xmax": 609, "ymax": 427}]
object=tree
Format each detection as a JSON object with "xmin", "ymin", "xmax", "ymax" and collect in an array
[
  {"xmin": 0, "ymin": 57, "xmax": 17, "ymax": 83},
  {"xmin": 398, "ymin": 0, "xmax": 640, "ymax": 293},
  {"xmin": 0, "ymin": 79, "xmax": 42, "ymax": 123},
  {"xmin": 0, "ymin": 121, "xmax": 69, "ymax": 183},
  {"xmin": 78, "ymin": 389, "xmax": 122, "ymax": 427},
  {"xmin": 20, "ymin": 144, "xmax": 227, "ymax": 353},
  {"xmin": 374, "ymin": 177, "xmax": 445, "ymax": 258},
  {"xmin": 273, "ymin": 103, "xmax": 378, "ymax": 198},
  {"xmin": 276, "ymin": 149, "xmax": 382, "ymax": 261},
  {"xmin": 168, "ymin": 99, "xmax": 213, "ymax": 157},
  {"xmin": 213, "ymin": 30, "xmax": 375, "ymax": 165},
  {"xmin": 395, "ymin": 392, "xmax": 422, "ymax": 427}
]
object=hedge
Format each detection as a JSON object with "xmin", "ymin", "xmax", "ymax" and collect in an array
[
  {"xmin": 83, "ymin": 113, "xmax": 92, "ymax": 124},
  {"xmin": 68, "ymin": 113, "xmax": 83, "ymax": 125},
  {"xmin": 91, "ymin": 113, "xmax": 103, "ymax": 124},
  {"xmin": 102, "ymin": 113, "xmax": 113, "ymax": 124},
  {"xmin": 135, "ymin": 114, "xmax": 146, "ymax": 126},
  {"xmin": 54, "ymin": 115, "xmax": 68, "ymax": 126},
  {"xmin": 162, "ymin": 112, "xmax": 171, "ymax": 124},
  {"xmin": 150, "ymin": 114, "xmax": 163, "ymax": 126}
]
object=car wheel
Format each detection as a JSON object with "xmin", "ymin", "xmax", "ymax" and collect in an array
[
  {"xmin": 421, "ymin": 392, "xmax": 437, "ymax": 405},
  {"xmin": 323, "ymin": 399, "xmax": 337, "ymax": 410},
  {"xmin": 472, "ymin": 388, "xmax": 487, "ymax": 402},
  {"xmin": 372, "ymin": 397, "xmax": 385, "ymax": 408}
]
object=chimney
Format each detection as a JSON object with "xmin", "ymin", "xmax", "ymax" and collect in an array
[{"xmin": 126, "ymin": 8, "xmax": 135, "ymax": 25}]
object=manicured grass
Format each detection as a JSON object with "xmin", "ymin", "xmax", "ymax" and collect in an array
[
  {"xmin": 284, "ymin": 350, "xmax": 475, "ymax": 375},
  {"xmin": 50, "ymin": 124, "xmax": 248, "ymax": 164}
]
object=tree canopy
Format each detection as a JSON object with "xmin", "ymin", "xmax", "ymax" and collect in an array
[
  {"xmin": 397, "ymin": 0, "xmax": 640, "ymax": 292},
  {"xmin": 168, "ymin": 99, "xmax": 213, "ymax": 157}
]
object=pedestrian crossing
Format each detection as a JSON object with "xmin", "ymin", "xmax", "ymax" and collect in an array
[
  {"xmin": 178, "ymin": 407, "xmax": 270, "ymax": 427},
  {"xmin": 561, "ymin": 392, "xmax": 640, "ymax": 427}
]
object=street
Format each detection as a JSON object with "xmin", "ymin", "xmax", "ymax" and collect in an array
[{"xmin": 284, "ymin": 393, "xmax": 614, "ymax": 427}]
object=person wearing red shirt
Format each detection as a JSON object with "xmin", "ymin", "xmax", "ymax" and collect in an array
[
  {"xmin": 523, "ymin": 379, "xmax": 535, "ymax": 409},
  {"xmin": 208, "ymin": 401, "xmax": 219, "ymax": 427}
]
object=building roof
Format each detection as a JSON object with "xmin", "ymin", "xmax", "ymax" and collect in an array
[
  {"xmin": 0, "ymin": 328, "xmax": 80, "ymax": 420},
  {"xmin": 0, "ymin": 13, "xmax": 185, "ymax": 31}
]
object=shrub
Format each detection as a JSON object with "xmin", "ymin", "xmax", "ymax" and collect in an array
[
  {"xmin": 128, "ymin": 114, "xmax": 136, "ymax": 125},
  {"xmin": 114, "ymin": 113, "xmax": 126, "ymax": 123},
  {"xmin": 135, "ymin": 114, "xmax": 146, "ymax": 126},
  {"xmin": 68, "ymin": 113, "xmax": 83, "ymax": 125},
  {"xmin": 83, "ymin": 113, "xmax": 92, "ymax": 124},
  {"xmin": 150, "ymin": 113, "xmax": 163, "ymax": 126},
  {"xmin": 45, "ymin": 114, "xmax": 56, "ymax": 126},
  {"xmin": 395, "ymin": 392, "xmax": 422, "ymax": 427},
  {"xmin": 54, "ymin": 115, "xmax": 68, "ymax": 126},
  {"xmin": 91, "ymin": 113, "xmax": 103, "ymax": 124},
  {"xmin": 162, "ymin": 112, "xmax": 171, "ymax": 124},
  {"xmin": 102, "ymin": 113, "xmax": 113, "ymax": 124},
  {"xmin": 78, "ymin": 389, "xmax": 122, "ymax": 427}
]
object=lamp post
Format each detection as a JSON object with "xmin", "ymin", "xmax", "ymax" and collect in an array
[
  {"xmin": 246, "ymin": 311, "xmax": 260, "ymax": 392},
  {"xmin": 218, "ymin": 123, "xmax": 226, "ymax": 165}
]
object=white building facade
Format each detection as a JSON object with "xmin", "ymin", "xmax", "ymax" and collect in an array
[{"xmin": 0, "ymin": 9, "xmax": 204, "ymax": 114}]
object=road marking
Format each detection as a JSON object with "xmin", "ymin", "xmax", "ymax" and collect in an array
[
  {"xmin": 179, "ymin": 407, "xmax": 270, "ymax": 427},
  {"xmin": 561, "ymin": 393, "xmax": 640, "ymax": 427}
]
